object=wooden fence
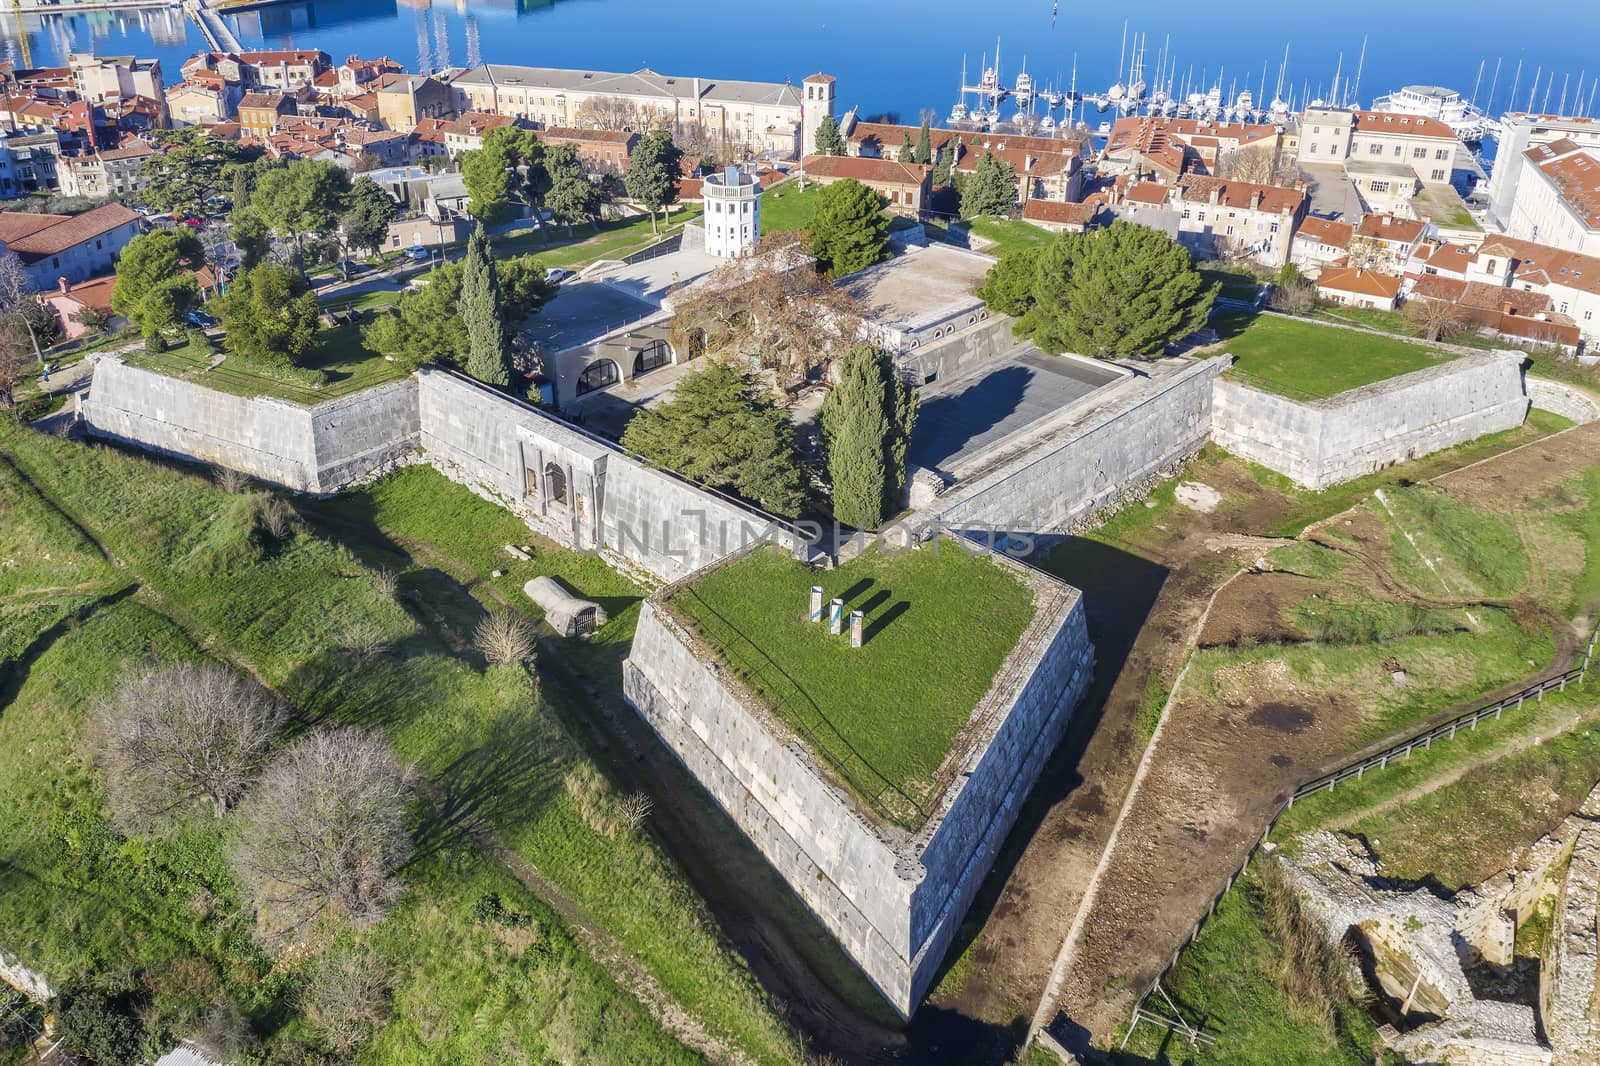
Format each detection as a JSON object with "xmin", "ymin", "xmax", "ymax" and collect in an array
[{"xmin": 1117, "ymin": 617, "xmax": 1600, "ymax": 1050}]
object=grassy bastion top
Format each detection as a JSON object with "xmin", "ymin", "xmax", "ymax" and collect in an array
[
  {"xmin": 1216, "ymin": 310, "xmax": 1459, "ymax": 400},
  {"xmin": 661, "ymin": 542, "xmax": 1043, "ymax": 831}
]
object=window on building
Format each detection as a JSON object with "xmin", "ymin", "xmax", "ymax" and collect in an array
[
  {"xmin": 633, "ymin": 338, "xmax": 671, "ymax": 375},
  {"xmin": 1561, "ymin": 302, "xmax": 1570, "ymax": 314},
  {"xmin": 1432, "ymin": 169, "xmax": 1446, "ymax": 181},
  {"xmin": 1413, "ymin": 147, "xmax": 1426, "ymax": 158},
  {"xmin": 1394, "ymin": 145, "xmax": 1402, "ymax": 156},
  {"xmin": 1487, "ymin": 259, "xmax": 1498, "ymax": 273},
  {"xmin": 576, "ymin": 359, "xmax": 619, "ymax": 396},
  {"xmin": 1371, "ymin": 180, "xmax": 1389, "ymax": 193},
  {"xmin": 1270, "ymin": 222, "xmax": 1280, "ymax": 233},
  {"xmin": 1369, "ymin": 143, "xmax": 1382, "ymax": 155},
  {"xmin": 1437, "ymin": 148, "xmax": 1450, "ymax": 160}
]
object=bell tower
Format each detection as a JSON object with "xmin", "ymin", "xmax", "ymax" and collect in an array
[{"xmin": 801, "ymin": 73, "xmax": 836, "ymax": 157}]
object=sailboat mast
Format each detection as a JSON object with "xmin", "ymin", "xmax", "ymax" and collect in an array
[
  {"xmin": 1486, "ymin": 57, "xmax": 1502, "ymax": 116},
  {"xmin": 1351, "ymin": 35, "xmax": 1367, "ymax": 107},
  {"xmin": 1117, "ymin": 19, "xmax": 1127, "ymax": 84}
]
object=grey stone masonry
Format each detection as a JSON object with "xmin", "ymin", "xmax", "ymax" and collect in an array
[
  {"xmin": 83, "ymin": 356, "xmax": 419, "ymax": 492},
  {"xmin": 1525, "ymin": 377, "xmax": 1600, "ymax": 426},
  {"xmin": 623, "ymin": 542, "xmax": 1093, "ymax": 1015},
  {"xmin": 1211, "ymin": 350, "xmax": 1530, "ymax": 490},
  {"xmin": 924, "ymin": 356, "xmax": 1228, "ymax": 541},
  {"xmin": 416, "ymin": 369, "xmax": 806, "ymax": 582}
]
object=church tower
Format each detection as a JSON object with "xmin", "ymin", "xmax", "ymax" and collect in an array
[{"xmin": 801, "ymin": 73, "xmax": 836, "ymax": 156}]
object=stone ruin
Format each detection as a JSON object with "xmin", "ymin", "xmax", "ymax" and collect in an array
[{"xmin": 1276, "ymin": 783, "xmax": 1600, "ymax": 1066}]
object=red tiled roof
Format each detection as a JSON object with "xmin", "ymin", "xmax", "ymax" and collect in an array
[
  {"xmin": 799, "ymin": 154, "xmax": 930, "ymax": 185},
  {"xmin": 1351, "ymin": 110, "xmax": 1455, "ymax": 140},
  {"xmin": 542, "ymin": 126, "xmax": 639, "ymax": 145},
  {"xmin": 238, "ymin": 91, "xmax": 294, "ymax": 111},
  {"xmin": 1317, "ymin": 267, "xmax": 1402, "ymax": 299},
  {"xmin": 236, "ymin": 50, "xmax": 329, "ymax": 67},
  {"xmin": 1355, "ymin": 213, "xmax": 1426, "ymax": 244},
  {"xmin": 1410, "ymin": 274, "xmax": 1467, "ymax": 302},
  {"xmin": 51, "ymin": 272, "xmax": 116, "ymax": 311},
  {"xmin": 1178, "ymin": 175, "xmax": 1305, "ymax": 215},
  {"xmin": 1296, "ymin": 216, "xmax": 1353, "ymax": 249},
  {"xmin": 1423, "ymin": 241, "xmax": 1475, "ymax": 275},
  {"xmin": 3, "ymin": 203, "xmax": 139, "ymax": 260},
  {"xmin": 1022, "ymin": 198, "xmax": 1100, "ymax": 225},
  {"xmin": 1537, "ymin": 149, "xmax": 1600, "ymax": 228},
  {"xmin": 1124, "ymin": 181, "xmax": 1170, "ymax": 205}
]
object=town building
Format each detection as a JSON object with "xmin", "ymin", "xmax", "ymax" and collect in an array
[
  {"xmin": 701, "ymin": 165, "xmax": 761, "ymax": 258},
  {"xmin": 1349, "ymin": 213, "xmax": 1429, "ymax": 273},
  {"xmin": 1298, "ymin": 108, "xmax": 1457, "ymax": 184},
  {"xmin": 539, "ymin": 126, "xmax": 639, "ymax": 174},
  {"xmin": 56, "ymin": 140, "xmax": 158, "ymax": 199},
  {"xmin": 237, "ymin": 92, "xmax": 297, "ymax": 138},
  {"xmin": 165, "ymin": 80, "xmax": 239, "ymax": 126},
  {"xmin": 798, "ymin": 154, "xmax": 931, "ymax": 216},
  {"xmin": 1316, "ymin": 266, "xmax": 1403, "ymax": 310},
  {"xmin": 449, "ymin": 63, "xmax": 828, "ymax": 159},
  {"xmin": 1464, "ymin": 235, "xmax": 1600, "ymax": 348},
  {"xmin": 1489, "ymin": 113, "xmax": 1600, "ymax": 230},
  {"xmin": 375, "ymin": 74, "xmax": 455, "ymax": 133},
  {"xmin": 1170, "ymin": 175, "xmax": 1307, "ymax": 268},
  {"xmin": 1502, "ymin": 139, "xmax": 1600, "ymax": 256},
  {"xmin": 0, "ymin": 202, "xmax": 141, "ymax": 287},
  {"xmin": 1103, "ymin": 115, "xmax": 1282, "ymax": 182},
  {"xmin": 441, "ymin": 111, "xmax": 532, "ymax": 156},
  {"xmin": 68, "ymin": 54, "xmax": 164, "ymax": 117},
  {"xmin": 1021, "ymin": 198, "xmax": 1105, "ymax": 233},
  {"xmin": 41, "ymin": 273, "xmax": 118, "ymax": 338},
  {"xmin": 1291, "ymin": 216, "xmax": 1353, "ymax": 273},
  {"xmin": 950, "ymin": 143, "xmax": 1083, "ymax": 203}
]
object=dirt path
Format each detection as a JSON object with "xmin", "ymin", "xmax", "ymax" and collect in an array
[{"xmin": 1029, "ymin": 423, "xmax": 1600, "ymax": 1051}]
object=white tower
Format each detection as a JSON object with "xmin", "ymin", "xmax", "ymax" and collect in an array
[
  {"xmin": 801, "ymin": 73, "xmax": 836, "ymax": 157},
  {"xmin": 702, "ymin": 165, "xmax": 761, "ymax": 258}
]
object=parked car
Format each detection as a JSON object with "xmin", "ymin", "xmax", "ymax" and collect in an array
[
  {"xmin": 403, "ymin": 246, "xmax": 431, "ymax": 262},
  {"xmin": 182, "ymin": 217, "xmax": 204, "ymax": 228},
  {"xmin": 185, "ymin": 309, "xmax": 219, "ymax": 329},
  {"xmin": 340, "ymin": 260, "xmax": 368, "ymax": 276},
  {"xmin": 545, "ymin": 267, "xmax": 571, "ymax": 283}
]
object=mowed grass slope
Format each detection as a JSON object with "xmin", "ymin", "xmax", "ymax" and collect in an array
[
  {"xmin": 1216, "ymin": 310, "xmax": 1455, "ymax": 400},
  {"xmin": 0, "ymin": 423, "xmax": 800, "ymax": 1065},
  {"xmin": 668, "ymin": 546, "xmax": 1035, "ymax": 827}
]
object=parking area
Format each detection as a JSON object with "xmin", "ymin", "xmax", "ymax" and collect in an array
[{"xmin": 908, "ymin": 345, "xmax": 1125, "ymax": 474}]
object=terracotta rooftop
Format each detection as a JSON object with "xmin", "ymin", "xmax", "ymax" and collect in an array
[
  {"xmin": 238, "ymin": 91, "xmax": 293, "ymax": 111},
  {"xmin": 1, "ymin": 203, "xmax": 139, "ymax": 260},
  {"xmin": 541, "ymin": 126, "xmax": 639, "ymax": 144},
  {"xmin": 1316, "ymin": 267, "xmax": 1402, "ymax": 299},
  {"xmin": 1178, "ymin": 175, "xmax": 1305, "ymax": 215},
  {"xmin": 1351, "ymin": 109, "xmax": 1455, "ymax": 140},
  {"xmin": 1476, "ymin": 236, "xmax": 1600, "ymax": 297},
  {"xmin": 236, "ymin": 49, "xmax": 329, "ymax": 67},
  {"xmin": 1296, "ymin": 216, "xmax": 1353, "ymax": 249},
  {"xmin": 1537, "ymin": 148, "xmax": 1600, "ymax": 228},
  {"xmin": 1355, "ymin": 213, "xmax": 1427, "ymax": 243},
  {"xmin": 1410, "ymin": 274, "xmax": 1468, "ymax": 302},
  {"xmin": 1022, "ymin": 198, "xmax": 1101, "ymax": 225},
  {"xmin": 1123, "ymin": 181, "xmax": 1171, "ymax": 205},
  {"xmin": 799, "ymin": 154, "xmax": 929, "ymax": 185}
]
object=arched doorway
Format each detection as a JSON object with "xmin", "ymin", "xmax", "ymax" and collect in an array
[
  {"xmin": 633, "ymin": 338, "xmax": 672, "ymax": 376},
  {"xmin": 544, "ymin": 462, "xmax": 568, "ymax": 506},
  {"xmin": 576, "ymin": 359, "xmax": 620, "ymax": 395}
]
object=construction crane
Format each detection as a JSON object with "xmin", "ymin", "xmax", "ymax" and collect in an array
[{"xmin": 11, "ymin": 0, "xmax": 30, "ymax": 70}]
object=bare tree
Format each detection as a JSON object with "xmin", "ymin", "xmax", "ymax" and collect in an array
[
  {"xmin": 670, "ymin": 232, "xmax": 864, "ymax": 388},
  {"xmin": 573, "ymin": 95, "xmax": 669, "ymax": 132},
  {"xmin": 1213, "ymin": 146, "xmax": 1297, "ymax": 187},
  {"xmin": 94, "ymin": 660, "xmax": 287, "ymax": 828},
  {"xmin": 304, "ymin": 941, "xmax": 394, "ymax": 1055},
  {"xmin": 474, "ymin": 612, "xmax": 535, "ymax": 666},
  {"xmin": 617, "ymin": 791, "xmax": 652, "ymax": 832},
  {"xmin": 0, "ymin": 249, "xmax": 43, "ymax": 367},
  {"xmin": 0, "ymin": 339, "xmax": 27, "ymax": 412},
  {"xmin": 1268, "ymin": 273, "xmax": 1318, "ymax": 316},
  {"xmin": 1404, "ymin": 296, "xmax": 1467, "ymax": 342},
  {"xmin": 230, "ymin": 728, "xmax": 413, "ymax": 944},
  {"xmin": 213, "ymin": 465, "xmax": 250, "ymax": 494}
]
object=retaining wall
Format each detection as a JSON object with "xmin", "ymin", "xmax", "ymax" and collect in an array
[
  {"xmin": 1210, "ymin": 351, "xmax": 1530, "ymax": 490},
  {"xmin": 1526, "ymin": 377, "xmax": 1600, "ymax": 425},
  {"xmin": 82, "ymin": 357, "xmax": 419, "ymax": 492},
  {"xmin": 0, "ymin": 948, "xmax": 51, "ymax": 1001},
  {"xmin": 898, "ymin": 314, "xmax": 1021, "ymax": 386},
  {"xmin": 622, "ymin": 547, "xmax": 1093, "ymax": 1014},
  {"xmin": 926, "ymin": 356, "xmax": 1228, "ymax": 540},
  {"xmin": 416, "ymin": 369, "xmax": 799, "ymax": 582}
]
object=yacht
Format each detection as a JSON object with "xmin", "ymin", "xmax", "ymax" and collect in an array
[{"xmin": 1370, "ymin": 84, "xmax": 1498, "ymax": 141}]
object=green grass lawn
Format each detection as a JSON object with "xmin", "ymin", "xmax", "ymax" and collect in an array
[
  {"xmin": 758, "ymin": 180, "xmax": 822, "ymax": 235},
  {"xmin": 1216, "ymin": 310, "xmax": 1456, "ymax": 400},
  {"xmin": 966, "ymin": 217, "xmax": 1053, "ymax": 256},
  {"xmin": 666, "ymin": 545, "xmax": 1036, "ymax": 827},
  {"xmin": 1201, "ymin": 265, "xmax": 1265, "ymax": 303},
  {"xmin": 0, "ymin": 424, "xmax": 801, "ymax": 1065},
  {"xmin": 1413, "ymin": 182, "xmax": 1480, "ymax": 231},
  {"xmin": 491, "ymin": 205, "xmax": 705, "ymax": 268}
]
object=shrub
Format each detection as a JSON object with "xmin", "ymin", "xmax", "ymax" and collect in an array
[
  {"xmin": 304, "ymin": 941, "xmax": 394, "ymax": 1056},
  {"xmin": 473, "ymin": 611, "xmax": 536, "ymax": 666},
  {"xmin": 55, "ymin": 988, "xmax": 146, "ymax": 1066}
]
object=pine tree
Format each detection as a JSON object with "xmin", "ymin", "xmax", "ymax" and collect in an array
[
  {"xmin": 932, "ymin": 143, "xmax": 955, "ymax": 187},
  {"xmin": 460, "ymin": 224, "xmax": 513, "ymax": 388},
  {"xmin": 899, "ymin": 131, "xmax": 915, "ymax": 161},
  {"xmin": 914, "ymin": 119, "xmax": 933, "ymax": 165},
  {"xmin": 624, "ymin": 129, "xmax": 684, "ymax": 234},
  {"xmin": 1018, "ymin": 222, "xmax": 1217, "ymax": 358},
  {"xmin": 808, "ymin": 178, "xmax": 890, "ymax": 278},
  {"xmin": 959, "ymin": 151, "xmax": 1019, "ymax": 219},
  {"xmin": 820, "ymin": 345, "xmax": 917, "ymax": 530},
  {"xmin": 813, "ymin": 113, "xmax": 846, "ymax": 156}
]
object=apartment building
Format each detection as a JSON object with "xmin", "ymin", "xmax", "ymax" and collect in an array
[
  {"xmin": 375, "ymin": 74, "xmax": 454, "ymax": 133},
  {"xmin": 182, "ymin": 50, "xmax": 331, "ymax": 94},
  {"xmin": 799, "ymin": 154, "xmax": 931, "ymax": 215},
  {"xmin": 0, "ymin": 202, "xmax": 141, "ymax": 287},
  {"xmin": 1489, "ymin": 113, "xmax": 1600, "ymax": 229},
  {"xmin": 1290, "ymin": 215, "xmax": 1353, "ymax": 272},
  {"xmin": 1465, "ymin": 235, "xmax": 1600, "ymax": 347},
  {"xmin": 237, "ymin": 92, "xmax": 297, "ymax": 138},
  {"xmin": 68, "ymin": 53, "xmax": 163, "ymax": 110},
  {"xmin": 1503, "ymin": 139, "xmax": 1600, "ymax": 256},
  {"xmin": 450, "ymin": 64, "xmax": 829, "ymax": 159},
  {"xmin": 540, "ymin": 126, "xmax": 639, "ymax": 173},
  {"xmin": 57, "ymin": 140, "xmax": 158, "ymax": 198},
  {"xmin": 1349, "ymin": 213, "xmax": 1429, "ymax": 273},
  {"xmin": 1298, "ymin": 108, "xmax": 1456, "ymax": 183},
  {"xmin": 1103, "ymin": 115, "xmax": 1281, "ymax": 180}
]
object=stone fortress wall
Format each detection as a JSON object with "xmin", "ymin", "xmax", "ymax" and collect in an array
[
  {"xmin": 1209, "ymin": 350, "xmax": 1532, "ymax": 490},
  {"xmin": 83, "ymin": 356, "xmax": 419, "ymax": 493},
  {"xmin": 622, "ymin": 545, "xmax": 1093, "ymax": 1015}
]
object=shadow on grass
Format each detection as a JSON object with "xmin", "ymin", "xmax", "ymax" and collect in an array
[{"xmin": 0, "ymin": 585, "xmax": 137, "ymax": 706}]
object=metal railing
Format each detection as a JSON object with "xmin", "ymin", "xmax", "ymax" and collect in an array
[{"xmin": 1116, "ymin": 616, "xmax": 1600, "ymax": 1049}]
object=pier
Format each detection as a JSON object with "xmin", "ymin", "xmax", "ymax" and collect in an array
[{"xmin": 181, "ymin": 0, "xmax": 241, "ymax": 53}]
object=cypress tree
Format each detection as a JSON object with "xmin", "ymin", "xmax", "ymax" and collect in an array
[
  {"xmin": 899, "ymin": 131, "xmax": 915, "ymax": 161},
  {"xmin": 814, "ymin": 113, "xmax": 846, "ymax": 156},
  {"xmin": 914, "ymin": 119, "xmax": 933, "ymax": 165},
  {"xmin": 460, "ymin": 224, "xmax": 513, "ymax": 388},
  {"xmin": 820, "ymin": 345, "xmax": 918, "ymax": 530}
]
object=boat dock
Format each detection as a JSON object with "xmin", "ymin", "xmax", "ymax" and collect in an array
[{"xmin": 182, "ymin": 0, "xmax": 241, "ymax": 52}]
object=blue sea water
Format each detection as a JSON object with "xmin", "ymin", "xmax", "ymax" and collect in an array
[{"xmin": 6, "ymin": 0, "xmax": 1597, "ymax": 127}]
